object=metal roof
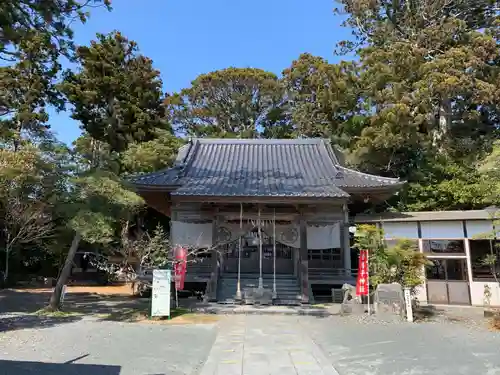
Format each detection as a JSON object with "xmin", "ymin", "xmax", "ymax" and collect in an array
[
  {"xmin": 355, "ymin": 210, "xmax": 496, "ymax": 223},
  {"xmin": 130, "ymin": 138, "xmax": 403, "ymax": 198}
]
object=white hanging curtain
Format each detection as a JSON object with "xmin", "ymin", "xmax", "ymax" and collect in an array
[
  {"xmin": 262, "ymin": 222, "xmax": 341, "ymax": 249},
  {"xmin": 171, "ymin": 221, "xmax": 213, "ymax": 248},
  {"xmin": 307, "ymin": 223, "xmax": 341, "ymax": 249}
]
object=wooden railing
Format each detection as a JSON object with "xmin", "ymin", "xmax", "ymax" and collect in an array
[
  {"xmin": 308, "ymin": 268, "xmax": 358, "ymax": 279},
  {"xmin": 187, "ymin": 262, "xmax": 212, "ymax": 275}
]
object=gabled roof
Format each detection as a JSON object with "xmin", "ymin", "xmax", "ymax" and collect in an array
[{"xmin": 129, "ymin": 138, "xmax": 403, "ymax": 199}]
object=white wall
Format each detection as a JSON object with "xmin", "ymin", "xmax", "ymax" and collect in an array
[
  {"xmin": 466, "ymin": 220, "xmax": 494, "ymax": 238},
  {"xmin": 470, "ymin": 282, "xmax": 500, "ymax": 306},
  {"xmin": 382, "ymin": 222, "xmax": 419, "ymax": 239},
  {"xmin": 414, "ymin": 283, "xmax": 427, "ymax": 304},
  {"xmin": 420, "ymin": 221, "xmax": 464, "ymax": 239}
]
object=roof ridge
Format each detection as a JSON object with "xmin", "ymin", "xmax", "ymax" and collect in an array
[
  {"xmin": 319, "ymin": 139, "xmax": 340, "ymax": 166},
  {"xmin": 192, "ymin": 138, "xmax": 327, "ymax": 145},
  {"xmin": 176, "ymin": 138, "xmax": 201, "ymax": 179}
]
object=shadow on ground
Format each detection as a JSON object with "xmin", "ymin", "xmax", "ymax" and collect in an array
[
  {"xmin": 0, "ymin": 315, "xmax": 82, "ymax": 333},
  {"xmin": 0, "ymin": 289, "xmax": 214, "ymax": 331},
  {"xmin": 0, "ymin": 289, "xmax": 154, "ymax": 331},
  {"xmin": 0, "ymin": 359, "xmax": 121, "ymax": 375}
]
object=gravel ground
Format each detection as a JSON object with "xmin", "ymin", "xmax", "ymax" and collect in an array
[
  {"xmin": 299, "ymin": 314, "xmax": 500, "ymax": 375},
  {"xmin": 0, "ymin": 316, "xmax": 217, "ymax": 375}
]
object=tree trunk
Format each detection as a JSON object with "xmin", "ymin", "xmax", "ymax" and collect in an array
[
  {"xmin": 432, "ymin": 98, "xmax": 452, "ymax": 151},
  {"xmin": 3, "ymin": 249, "xmax": 8, "ymax": 283},
  {"xmin": 47, "ymin": 232, "xmax": 81, "ymax": 311}
]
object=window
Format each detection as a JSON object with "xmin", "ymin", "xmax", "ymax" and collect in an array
[
  {"xmin": 422, "ymin": 240, "xmax": 465, "ymax": 255},
  {"xmin": 426, "ymin": 259, "xmax": 446, "ymax": 280},
  {"xmin": 426, "ymin": 258, "xmax": 467, "ymax": 281},
  {"xmin": 446, "ymin": 259, "xmax": 468, "ymax": 281},
  {"xmin": 385, "ymin": 239, "xmax": 418, "ymax": 249},
  {"xmin": 470, "ymin": 240, "xmax": 499, "ymax": 281},
  {"xmin": 307, "ymin": 249, "xmax": 341, "ymax": 261},
  {"xmin": 308, "ymin": 250, "xmax": 321, "ymax": 260}
]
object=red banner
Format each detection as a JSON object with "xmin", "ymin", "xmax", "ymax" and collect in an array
[
  {"xmin": 174, "ymin": 246, "xmax": 187, "ymax": 291},
  {"xmin": 356, "ymin": 249, "xmax": 369, "ymax": 296}
]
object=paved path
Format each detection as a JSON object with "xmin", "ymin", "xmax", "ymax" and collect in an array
[{"xmin": 199, "ymin": 315, "xmax": 339, "ymax": 375}]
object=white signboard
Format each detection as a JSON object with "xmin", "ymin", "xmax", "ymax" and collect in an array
[
  {"xmin": 404, "ymin": 287, "xmax": 414, "ymax": 323},
  {"xmin": 151, "ymin": 269, "xmax": 171, "ymax": 317}
]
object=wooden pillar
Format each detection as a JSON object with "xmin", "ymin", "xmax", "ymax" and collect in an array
[
  {"xmin": 342, "ymin": 203, "xmax": 351, "ymax": 272},
  {"xmin": 211, "ymin": 213, "xmax": 219, "ymax": 272},
  {"xmin": 206, "ymin": 213, "xmax": 219, "ymax": 302},
  {"xmin": 299, "ymin": 215, "xmax": 309, "ymax": 303}
]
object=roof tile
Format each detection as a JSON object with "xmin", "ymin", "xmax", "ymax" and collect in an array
[{"xmin": 130, "ymin": 138, "xmax": 403, "ymax": 198}]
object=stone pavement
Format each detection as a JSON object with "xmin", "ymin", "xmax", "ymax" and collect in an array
[{"xmin": 199, "ymin": 315, "xmax": 339, "ymax": 375}]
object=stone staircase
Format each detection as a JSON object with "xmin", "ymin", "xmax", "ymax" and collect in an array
[{"xmin": 217, "ymin": 274, "xmax": 301, "ymax": 306}]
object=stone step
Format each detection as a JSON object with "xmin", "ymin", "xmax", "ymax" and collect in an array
[{"xmin": 217, "ymin": 274, "xmax": 302, "ymax": 306}]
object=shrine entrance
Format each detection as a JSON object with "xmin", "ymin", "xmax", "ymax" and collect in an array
[{"xmin": 221, "ymin": 228, "xmax": 295, "ymax": 275}]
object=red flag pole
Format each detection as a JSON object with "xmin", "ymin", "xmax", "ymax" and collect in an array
[{"xmin": 367, "ymin": 250, "xmax": 371, "ymax": 315}]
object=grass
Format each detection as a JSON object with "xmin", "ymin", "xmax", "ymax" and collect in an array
[
  {"xmin": 33, "ymin": 308, "xmax": 83, "ymax": 318},
  {"xmin": 310, "ymin": 303, "xmax": 330, "ymax": 309},
  {"xmin": 489, "ymin": 314, "xmax": 500, "ymax": 331},
  {"xmin": 96, "ymin": 306, "xmax": 218, "ymax": 325}
]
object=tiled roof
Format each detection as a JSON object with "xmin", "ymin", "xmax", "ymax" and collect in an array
[
  {"xmin": 130, "ymin": 138, "xmax": 404, "ymax": 198},
  {"xmin": 128, "ymin": 167, "xmax": 181, "ymax": 188},
  {"xmin": 336, "ymin": 167, "xmax": 401, "ymax": 189}
]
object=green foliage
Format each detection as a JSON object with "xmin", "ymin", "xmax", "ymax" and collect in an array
[
  {"xmin": 65, "ymin": 171, "xmax": 144, "ymax": 244},
  {"xmin": 138, "ymin": 225, "xmax": 171, "ymax": 269},
  {"xmin": 354, "ymin": 224, "xmax": 429, "ymax": 291},
  {"xmin": 281, "ymin": 53, "xmax": 361, "ymax": 147},
  {"xmin": 0, "ymin": 1, "xmax": 111, "ymax": 149},
  {"xmin": 331, "ymin": 0, "xmax": 500, "ymax": 210},
  {"xmin": 61, "ymin": 31, "xmax": 167, "ymax": 154},
  {"xmin": 121, "ymin": 130, "xmax": 184, "ymax": 174},
  {"xmin": 166, "ymin": 67, "xmax": 284, "ymax": 138},
  {"xmin": 0, "ymin": 0, "xmax": 111, "ymax": 62}
]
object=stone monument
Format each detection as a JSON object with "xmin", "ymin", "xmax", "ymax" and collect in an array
[{"xmin": 374, "ymin": 283, "xmax": 405, "ymax": 319}]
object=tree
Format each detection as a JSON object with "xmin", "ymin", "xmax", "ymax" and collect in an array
[
  {"xmin": 0, "ymin": 147, "xmax": 56, "ymax": 282},
  {"xmin": 334, "ymin": 0, "xmax": 499, "ymax": 210},
  {"xmin": 61, "ymin": 31, "xmax": 167, "ymax": 156},
  {"xmin": 166, "ymin": 67, "xmax": 284, "ymax": 138},
  {"xmin": 353, "ymin": 224, "xmax": 429, "ymax": 293},
  {"xmin": 48, "ymin": 172, "xmax": 144, "ymax": 311},
  {"xmin": 282, "ymin": 53, "xmax": 362, "ymax": 147},
  {"xmin": 477, "ymin": 140, "xmax": 500, "ymax": 203},
  {"xmin": 0, "ymin": 0, "xmax": 111, "ymax": 63},
  {"xmin": 121, "ymin": 130, "xmax": 184, "ymax": 174},
  {"xmin": 0, "ymin": 1, "xmax": 111, "ymax": 150},
  {"xmin": 0, "ymin": 35, "xmax": 62, "ymax": 149}
]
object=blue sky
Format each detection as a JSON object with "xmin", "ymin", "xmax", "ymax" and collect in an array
[{"xmin": 51, "ymin": 0, "xmax": 352, "ymax": 144}]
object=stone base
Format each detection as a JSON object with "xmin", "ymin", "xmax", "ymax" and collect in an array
[
  {"xmin": 484, "ymin": 309, "xmax": 498, "ymax": 318},
  {"xmin": 243, "ymin": 287, "xmax": 273, "ymax": 305}
]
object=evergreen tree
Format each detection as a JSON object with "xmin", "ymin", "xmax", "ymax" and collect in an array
[
  {"xmin": 166, "ymin": 67, "xmax": 284, "ymax": 138},
  {"xmin": 61, "ymin": 31, "xmax": 168, "ymax": 156},
  {"xmin": 334, "ymin": 0, "xmax": 500, "ymax": 210}
]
